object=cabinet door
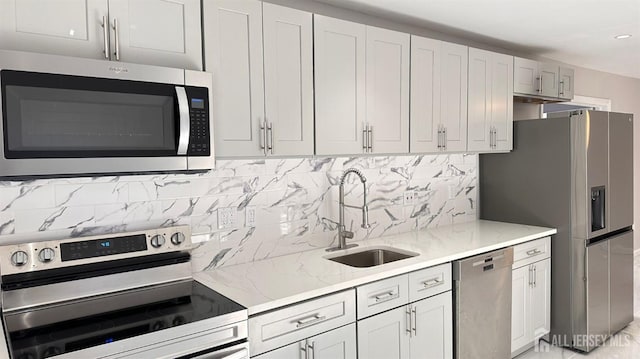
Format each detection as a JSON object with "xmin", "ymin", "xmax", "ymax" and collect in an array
[
  {"xmin": 308, "ymin": 324, "xmax": 357, "ymax": 359},
  {"xmin": 530, "ymin": 259, "xmax": 551, "ymax": 339},
  {"xmin": 263, "ymin": 3, "xmax": 314, "ymax": 156},
  {"xmin": 204, "ymin": 0, "xmax": 265, "ymax": 157},
  {"xmin": 366, "ymin": 26, "xmax": 410, "ymax": 154},
  {"xmin": 558, "ymin": 66, "xmax": 575, "ymax": 100},
  {"xmin": 410, "ymin": 35, "xmax": 441, "ymax": 153},
  {"xmin": 410, "ymin": 292, "xmax": 453, "ymax": 359},
  {"xmin": 491, "ymin": 52, "xmax": 514, "ymax": 151},
  {"xmin": 358, "ymin": 306, "xmax": 410, "ymax": 359},
  {"xmin": 314, "ymin": 15, "xmax": 366, "ymax": 155},
  {"xmin": 539, "ymin": 63, "xmax": 559, "ymax": 98},
  {"xmin": 514, "ymin": 57, "xmax": 539, "ymax": 95},
  {"xmin": 440, "ymin": 42, "xmax": 468, "ymax": 152},
  {"xmin": 108, "ymin": 0, "xmax": 202, "ymax": 70},
  {"xmin": 511, "ymin": 265, "xmax": 531, "ymax": 355},
  {"xmin": 467, "ymin": 48, "xmax": 492, "ymax": 152},
  {"xmin": 253, "ymin": 342, "xmax": 303, "ymax": 359},
  {"xmin": 0, "ymin": 0, "xmax": 108, "ymax": 59}
]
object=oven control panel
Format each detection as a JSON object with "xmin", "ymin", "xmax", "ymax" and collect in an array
[{"xmin": 0, "ymin": 226, "xmax": 191, "ymax": 274}]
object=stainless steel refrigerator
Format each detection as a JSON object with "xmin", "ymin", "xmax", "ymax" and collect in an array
[{"xmin": 480, "ymin": 110, "xmax": 634, "ymax": 353}]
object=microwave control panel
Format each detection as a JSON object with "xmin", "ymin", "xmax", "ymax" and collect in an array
[{"xmin": 186, "ymin": 87, "xmax": 210, "ymax": 156}]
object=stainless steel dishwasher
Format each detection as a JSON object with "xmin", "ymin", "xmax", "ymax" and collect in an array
[{"xmin": 453, "ymin": 247, "xmax": 514, "ymax": 359}]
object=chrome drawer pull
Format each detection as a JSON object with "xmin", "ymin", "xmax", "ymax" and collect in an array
[
  {"xmin": 420, "ymin": 277, "xmax": 443, "ymax": 290},
  {"xmin": 526, "ymin": 248, "xmax": 543, "ymax": 257},
  {"xmin": 295, "ymin": 314, "xmax": 327, "ymax": 328},
  {"xmin": 373, "ymin": 290, "xmax": 398, "ymax": 303}
]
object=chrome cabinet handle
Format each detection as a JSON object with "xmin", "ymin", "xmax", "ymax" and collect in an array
[
  {"xmin": 175, "ymin": 87, "xmax": 190, "ymax": 155},
  {"xmin": 363, "ymin": 125, "xmax": 368, "ymax": 152},
  {"xmin": 267, "ymin": 122, "xmax": 274, "ymax": 154},
  {"xmin": 406, "ymin": 305, "xmax": 412, "ymax": 337},
  {"xmin": 533, "ymin": 265, "xmax": 537, "ymax": 287},
  {"xmin": 536, "ymin": 76, "xmax": 541, "ymax": 93},
  {"xmin": 420, "ymin": 277, "xmax": 443, "ymax": 290},
  {"xmin": 527, "ymin": 248, "xmax": 542, "ymax": 257},
  {"xmin": 443, "ymin": 127, "xmax": 447, "ymax": 150},
  {"xmin": 411, "ymin": 306, "xmax": 417, "ymax": 335},
  {"xmin": 437, "ymin": 126, "xmax": 442, "ymax": 149},
  {"xmin": 259, "ymin": 120, "xmax": 266, "ymax": 154},
  {"xmin": 368, "ymin": 125, "xmax": 373, "ymax": 152},
  {"xmin": 295, "ymin": 314, "xmax": 326, "ymax": 328},
  {"xmin": 308, "ymin": 341, "xmax": 315, "ymax": 359},
  {"xmin": 559, "ymin": 80, "xmax": 565, "ymax": 96},
  {"xmin": 101, "ymin": 16, "xmax": 110, "ymax": 59},
  {"xmin": 112, "ymin": 18, "xmax": 120, "ymax": 61},
  {"xmin": 373, "ymin": 290, "xmax": 397, "ymax": 303},
  {"xmin": 300, "ymin": 342, "xmax": 308, "ymax": 359},
  {"xmin": 528, "ymin": 265, "xmax": 533, "ymax": 287}
]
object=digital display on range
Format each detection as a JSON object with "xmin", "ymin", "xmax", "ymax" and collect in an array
[
  {"xmin": 191, "ymin": 98, "xmax": 205, "ymax": 109},
  {"xmin": 60, "ymin": 234, "xmax": 148, "ymax": 261}
]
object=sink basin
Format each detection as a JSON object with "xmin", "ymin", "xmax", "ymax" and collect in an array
[{"xmin": 326, "ymin": 246, "xmax": 418, "ymax": 268}]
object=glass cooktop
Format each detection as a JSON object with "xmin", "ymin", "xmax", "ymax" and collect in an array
[{"xmin": 5, "ymin": 280, "xmax": 244, "ymax": 359}]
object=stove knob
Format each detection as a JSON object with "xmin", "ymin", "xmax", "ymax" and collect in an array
[
  {"xmin": 170, "ymin": 232, "xmax": 185, "ymax": 245},
  {"xmin": 38, "ymin": 248, "xmax": 55, "ymax": 263},
  {"xmin": 150, "ymin": 234, "xmax": 165, "ymax": 248},
  {"xmin": 11, "ymin": 251, "xmax": 28, "ymax": 267}
]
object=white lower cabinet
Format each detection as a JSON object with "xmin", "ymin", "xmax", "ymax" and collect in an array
[
  {"xmin": 511, "ymin": 237, "xmax": 551, "ymax": 357},
  {"xmin": 357, "ymin": 264, "xmax": 453, "ymax": 359},
  {"xmin": 357, "ymin": 306, "xmax": 410, "ymax": 359},
  {"xmin": 357, "ymin": 292, "xmax": 452, "ymax": 359},
  {"xmin": 255, "ymin": 324, "xmax": 357, "ymax": 359}
]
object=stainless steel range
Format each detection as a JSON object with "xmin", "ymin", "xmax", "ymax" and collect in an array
[{"xmin": 0, "ymin": 226, "xmax": 248, "ymax": 359}]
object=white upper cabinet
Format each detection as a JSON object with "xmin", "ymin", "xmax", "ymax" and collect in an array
[
  {"xmin": 410, "ymin": 36, "xmax": 468, "ymax": 153},
  {"xmin": 468, "ymin": 48, "xmax": 513, "ymax": 152},
  {"xmin": 204, "ymin": 0, "xmax": 313, "ymax": 157},
  {"xmin": 366, "ymin": 26, "xmax": 410, "ymax": 154},
  {"xmin": 439, "ymin": 42, "xmax": 468, "ymax": 152},
  {"xmin": 409, "ymin": 36, "xmax": 441, "ymax": 153},
  {"xmin": 263, "ymin": 3, "xmax": 314, "ymax": 156},
  {"xmin": 514, "ymin": 57, "xmax": 540, "ymax": 95},
  {"xmin": 314, "ymin": 15, "xmax": 367, "ymax": 155},
  {"xmin": 539, "ymin": 62, "xmax": 559, "ymax": 98},
  {"xmin": 107, "ymin": 0, "xmax": 202, "ymax": 69},
  {"xmin": 0, "ymin": 0, "xmax": 109, "ymax": 60},
  {"xmin": 0, "ymin": 0, "xmax": 202, "ymax": 70},
  {"xmin": 558, "ymin": 66, "xmax": 575, "ymax": 100},
  {"xmin": 514, "ymin": 57, "xmax": 573, "ymax": 100},
  {"xmin": 204, "ymin": 0, "xmax": 265, "ymax": 157}
]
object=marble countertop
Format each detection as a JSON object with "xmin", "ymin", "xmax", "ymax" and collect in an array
[{"xmin": 195, "ymin": 220, "xmax": 556, "ymax": 316}]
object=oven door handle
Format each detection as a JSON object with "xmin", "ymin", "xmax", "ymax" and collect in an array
[
  {"xmin": 176, "ymin": 86, "xmax": 190, "ymax": 155},
  {"xmin": 191, "ymin": 347, "xmax": 248, "ymax": 359}
]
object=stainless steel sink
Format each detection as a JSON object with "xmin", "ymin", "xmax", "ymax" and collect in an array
[{"xmin": 326, "ymin": 247, "xmax": 418, "ymax": 268}]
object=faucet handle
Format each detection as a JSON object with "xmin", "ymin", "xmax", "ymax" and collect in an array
[{"xmin": 342, "ymin": 230, "xmax": 354, "ymax": 239}]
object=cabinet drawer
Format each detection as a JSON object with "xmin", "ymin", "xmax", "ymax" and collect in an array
[
  {"xmin": 513, "ymin": 236, "xmax": 551, "ymax": 268},
  {"xmin": 249, "ymin": 289, "xmax": 356, "ymax": 355},
  {"xmin": 357, "ymin": 274, "xmax": 409, "ymax": 319},
  {"xmin": 408, "ymin": 263, "xmax": 452, "ymax": 303}
]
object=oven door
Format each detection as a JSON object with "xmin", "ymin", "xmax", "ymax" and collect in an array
[{"xmin": 0, "ymin": 69, "xmax": 211, "ymax": 178}]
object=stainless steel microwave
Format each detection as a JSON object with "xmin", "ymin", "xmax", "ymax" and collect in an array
[{"xmin": 0, "ymin": 50, "xmax": 214, "ymax": 178}]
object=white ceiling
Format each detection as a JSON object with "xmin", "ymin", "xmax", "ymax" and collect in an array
[{"xmin": 315, "ymin": 0, "xmax": 640, "ymax": 79}]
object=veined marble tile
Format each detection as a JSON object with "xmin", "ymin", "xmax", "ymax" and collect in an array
[
  {"xmin": 55, "ymin": 182, "xmax": 129, "ymax": 206},
  {"xmin": 0, "ymin": 211, "xmax": 15, "ymax": 235},
  {"xmin": 15, "ymin": 206, "xmax": 95, "ymax": 233},
  {"xmin": 0, "ymin": 185, "xmax": 56, "ymax": 210}
]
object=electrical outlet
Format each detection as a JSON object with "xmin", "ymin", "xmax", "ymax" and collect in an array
[
  {"xmin": 217, "ymin": 207, "xmax": 236, "ymax": 229},
  {"xmin": 403, "ymin": 191, "xmax": 416, "ymax": 206},
  {"xmin": 245, "ymin": 206, "xmax": 257, "ymax": 227}
]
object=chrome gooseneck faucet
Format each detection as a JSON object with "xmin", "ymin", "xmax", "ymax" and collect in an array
[{"xmin": 327, "ymin": 168, "xmax": 371, "ymax": 252}]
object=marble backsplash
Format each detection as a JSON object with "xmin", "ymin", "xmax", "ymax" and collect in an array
[{"xmin": 0, "ymin": 154, "xmax": 478, "ymax": 270}]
